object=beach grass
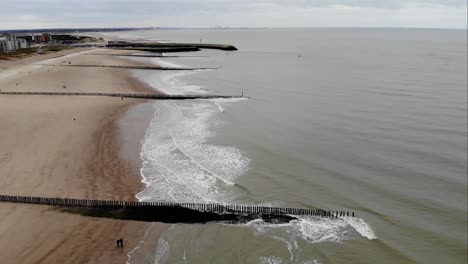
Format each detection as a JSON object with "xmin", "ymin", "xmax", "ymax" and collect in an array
[{"xmin": 0, "ymin": 45, "xmax": 72, "ymax": 61}]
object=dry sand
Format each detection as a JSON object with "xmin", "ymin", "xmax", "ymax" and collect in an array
[{"xmin": 0, "ymin": 48, "xmax": 168, "ymax": 263}]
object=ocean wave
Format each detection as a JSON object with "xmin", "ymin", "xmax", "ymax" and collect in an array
[
  {"xmin": 125, "ymin": 223, "xmax": 156, "ymax": 264},
  {"xmin": 245, "ymin": 215, "xmax": 376, "ymax": 244},
  {"xmin": 132, "ymin": 55, "xmax": 375, "ymax": 264},
  {"xmin": 132, "ymin": 69, "xmax": 205, "ymax": 95},
  {"xmin": 151, "ymin": 58, "xmax": 188, "ymax": 68},
  {"xmin": 133, "ymin": 57, "xmax": 251, "ymax": 262},
  {"xmin": 154, "ymin": 237, "xmax": 170, "ymax": 264},
  {"xmin": 240, "ymin": 215, "xmax": 376, "ymax": 262},
  {"xmin": 260, "ymin": 256, "xmax": 283, "ymax": 264},
  {"xmin": 259, "ymin": 256, "xmax": 321, "ymax": 264},
  {"xmin": 134, "ymin": 57, "xmax": 249, "ymax": 204},
  {"xmin": 136, "ymin": 99, "xmax": 250, "ymax": 203}
]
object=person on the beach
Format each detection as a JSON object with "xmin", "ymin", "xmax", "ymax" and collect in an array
[{"xmin": 116, "ymin": 238, "xmax": 124, "ymax": 248}]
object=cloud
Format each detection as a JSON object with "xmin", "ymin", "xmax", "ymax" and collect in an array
[{"xmin": 0, "ymin": 0, "xmax": 466, "ymax": 29}]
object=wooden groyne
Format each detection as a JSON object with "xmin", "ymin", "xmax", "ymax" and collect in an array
[
  {"xmin": 40, "ymin": 64, "xmax": 218, "ymax": 71},
  {"xmin": 87, "ymin": 54, "xmax": 208, "ymax": 58},
  {"xmin": 0, "ymin": 195, "xmax": 355, "ymax": 224},
  {"xmin": 0, "ymin": 91, "xmax": 246, "ymax": 100},
  {"xmin": 109, "ymin": 47, "xmax": 201, "ymax": 53},
  {"xmin": 107, "ymin": 41, "xmax": 238, "ymax": 51}
]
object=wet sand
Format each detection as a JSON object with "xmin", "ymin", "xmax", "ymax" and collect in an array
[{"xmin": 0, "ymin": 48, "xmax": 167, "ymax": 263}]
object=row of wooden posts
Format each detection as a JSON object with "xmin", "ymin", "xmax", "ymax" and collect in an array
[
  {"xmin": 44, "ymin": 64, "xmax": 218, "ymax": 71},
  {"xmin": 0, "ymin": 91, "xmax": 245, "ymax": 100},
  {"xmin": 0, "ymin": 195, "xmax": 354, "ymax": 218}
]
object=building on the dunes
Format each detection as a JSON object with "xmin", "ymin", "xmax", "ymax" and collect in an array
[
  {"xmin": 0, "ymin": 34, "xmax": 28, "ymax": 52},
  {"xmin": 33, "ymin": 33, "xmax": 52, "ymax": 43}
]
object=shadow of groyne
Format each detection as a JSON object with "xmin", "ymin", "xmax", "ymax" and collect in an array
[
  {"xmin": 40, "ymin": 64, "xmax": 218, "ymax": 71},
  {"xmin": 107, "ymin": 41, "xmax": 238, "ymax": 51},
  {"xmin": 0, "ymin": 195, "xmax": 355, "ymax": 224},
  {"xmin": 108, "ymin": 47, "xmax": 202, "ymax": 53},
  {"xmin": 62, "ymin": 205, "xmax": 296, "ymax": 224},
  {"xmin": 0, "ymin": 91, "xmax": 245, "ymax": 100},
  {"xmin": 87, "ymin": 54, "xmax": 208, "ymax": 58}
]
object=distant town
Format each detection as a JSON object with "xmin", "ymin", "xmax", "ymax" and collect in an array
[
  {"xmin": 0, "ymin": 33, "xmax": 30, "ymax": 52},
  {"xmin": 0, "ymin": 32, "xmax": 106, "ymax": 61},
  {"xmin": 0, "ymin": 32, "xmax": 106, "ymax": 53}
]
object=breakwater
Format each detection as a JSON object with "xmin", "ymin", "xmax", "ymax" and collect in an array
[
  {"xmin": 0, "ymin": 91, "xmax": 245, "ymax": 100},
  {"xmin": 40, "ymin": 64, "xmax": 218, "ymax": 71},
  {"xmin": 109, "ymin": 47, "xmax": 201, "ymax": 53},
  {"xmin": 87, "ymin": 54, "xmax": 207, "ymax": 58},
  {"xmin": 0, "ymin": 195, "xmax": 355, "ymax": 224},
  {"xmin": 107, "ymin": 41, "xmax": 238, "ymax": 51}
]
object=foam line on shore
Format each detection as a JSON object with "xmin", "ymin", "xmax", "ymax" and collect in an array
[
  {"xmin": 132, "ymin": 57, "xmax": 251, "ymax": 206},
  {"xmin": 125, "ymin": 223, "xmax": 155, "ymax": 264},
  {"xmin": 134, "ymin": 54, "xmax": 377, "ymax": 264}
]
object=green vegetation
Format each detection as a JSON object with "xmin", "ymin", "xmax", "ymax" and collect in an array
[
  {"xmin": 51, "ymin": 34, "xmax": 105, "ymax": 43},
  {"xmin": 0, "ymin": 45, "xmax": 72, "ymax": 61}
]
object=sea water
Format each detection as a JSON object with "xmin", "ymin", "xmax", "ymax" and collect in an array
[{"xmin": 104, "ymin": 28, "xmax": 467, "ymax": 264}]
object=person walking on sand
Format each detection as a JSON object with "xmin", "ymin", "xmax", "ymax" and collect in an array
[{"xmin": 116, "ymin": 238, "xmax": 124, "ymax": 248}]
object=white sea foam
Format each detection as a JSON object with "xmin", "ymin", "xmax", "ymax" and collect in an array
[
  {"xmin": 343, "ymin": 216, "xmax": 377, "ymax": 240},
  {"xmin": 136, "ymin": 99, "xmax": 250, "ymax": 203},
  {"xmin": 303, "ymin": 260, "xmax": 321, "ymax": 264},
  {"xmin": 215, "ymin": 102, "xmax": 224, "ymax": 112},
  {"xmin": 135, "ymin": 58, "xmax": 249, "ymax": 204},
  {"xmin": 152, "ymin": 59, "xmax": 187, "ymax": 68},
  {"xmin": 154, "ymin": 237, "xmax": 170, "ymax": 264},
  {"xmin": 133, "ymin": 57, "xmax": 375, "ymax": 264},
  {"xmin": 132, "ymin": 70, "xmax": 205, "ymax": 94},
  {"xmin": 126, "ymin": 223, "xmax": 155, "ymax": 264},
  {"xmin": 247, "ymin": 215, "xmax": 376, "ymax": 244},
  {"xmin": 260, "ymin": 256, "xmax": 283, "ymax": 264},
  {"xmin": 213, "ymin": 97, "xmax": 249, "ymax": 113},
  {"xmin": 132, "ymin": 57, "xmax": 251, "ymax": 262},
  {"xmin": 243, "ymin": 215, "xmax": 376, "ymax": 262},
  {"xmin": 259, "ymin": 256, "xmax": 321, "ymax": 264}
]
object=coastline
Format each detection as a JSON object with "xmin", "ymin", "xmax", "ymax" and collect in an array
[{"xmin": 0, "ymin": 48, "xmax": 168, "ymax": 263}]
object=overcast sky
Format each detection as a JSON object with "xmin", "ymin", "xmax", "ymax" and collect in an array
[{"xmin": 0, "ymin": 0, "xmax": 466, "ymax": 30}]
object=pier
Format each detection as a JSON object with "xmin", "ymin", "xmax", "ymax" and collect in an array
[{"xmin": 0, "ymin": 194, "xmax": 355, "ymax": 224}]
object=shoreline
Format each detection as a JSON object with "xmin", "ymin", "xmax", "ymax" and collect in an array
[{"xmin": 0, "ymin": 47, "xmax": 168, "ymax": 263}]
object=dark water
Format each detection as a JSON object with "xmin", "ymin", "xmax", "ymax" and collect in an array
[{"xmin": 105, "ymin": 29, "xmax": 467, "ymax": 264}]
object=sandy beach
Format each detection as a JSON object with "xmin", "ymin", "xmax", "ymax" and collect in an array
[{"xmin": 0, "ymin": 48, "xmax": 168, "ymax": 263}]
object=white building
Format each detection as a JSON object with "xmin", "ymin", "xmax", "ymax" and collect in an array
[
  {"xmin": 0, "ymin": 34, "xmax": 29, "ymax": 52},
  {"xmin": 18, "ymin": 38, "xmax": 27, "ymax": 49},
  {"xmin": 0, "ymin": 37, "xmax": 7, "ymax": 52}
]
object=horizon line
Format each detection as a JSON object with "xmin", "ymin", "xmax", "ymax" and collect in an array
[{"xmin": 1, "ymin": 26, "xmax": 467, "ymax": 32}]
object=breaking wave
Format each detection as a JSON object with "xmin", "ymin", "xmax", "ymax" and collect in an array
[{"xmin": 132, "ymin": 57, "xmax": 376, "ymax": 264}]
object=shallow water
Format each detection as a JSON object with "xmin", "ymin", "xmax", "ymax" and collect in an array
[{"xmin": 105, "ymin": 28, "xmax": 467, "ymax": 263}]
